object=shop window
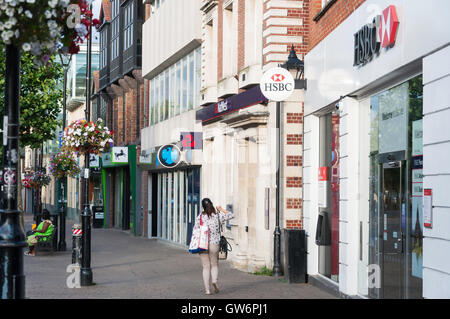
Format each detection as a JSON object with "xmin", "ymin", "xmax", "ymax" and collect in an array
[{"xmin": 318, "ymin": 112, "xmax": 340, "ymax": 283}]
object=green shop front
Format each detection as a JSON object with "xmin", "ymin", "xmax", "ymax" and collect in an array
[{"xmin": 100, "ymin": 145, "xmax": 139, "ymax": 235}]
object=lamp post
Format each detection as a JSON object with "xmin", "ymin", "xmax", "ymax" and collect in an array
[
  {"xmin": 57, "ymin": 50, "xmax": 73, "ymax": 252},
  {"xmin": 273, "ymin": 45, "xmax": 305, "ymax": 277},
  {"xmin": 80, "ymin": 6, "xmax": 93, "ymax": 286},
  {"xmin": 0, "ymin": 45, "xmax": 26, "ymax": 299}
]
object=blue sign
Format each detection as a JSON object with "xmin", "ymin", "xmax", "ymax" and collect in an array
[{"xmin": 157, "ymin": 144, "xmax": 181, "ymax": 168}]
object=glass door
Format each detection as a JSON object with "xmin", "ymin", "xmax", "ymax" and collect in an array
[
  {"xmin": 381, "ymin": 161, "xmax": 405, "ymax": 298},
  {"xmin": 369, "ymin": 75, "xmax": 423, "ymax": 299}
]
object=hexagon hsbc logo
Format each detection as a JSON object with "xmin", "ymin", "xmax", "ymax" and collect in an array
[
  {"xmin": 354, "ymin": 5, "xmax": 399, "ymax": 67},
  {"xmin": 271, "ymin": 74, "xmax": 285, "ymax": 82},
  {"xmin": 379, "ymin": 5, "xmax": 399, "ymax": 48}
]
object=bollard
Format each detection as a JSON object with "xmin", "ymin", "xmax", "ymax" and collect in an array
[{"xmin": 71, "ymin": 224, "xmax": 82, "ymax": 265}]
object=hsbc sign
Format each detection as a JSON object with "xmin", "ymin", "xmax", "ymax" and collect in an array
[
  {"xmin": 353, "ymin": 5, "xmax": 399, "ymax": 67},
  {"xmin": 260, "ymin": 67, "xmax": 295, "ymax": 101}
]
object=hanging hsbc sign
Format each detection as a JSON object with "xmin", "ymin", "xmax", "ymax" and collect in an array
[
  {"xmin": 353, "ymin": 5, "xmax": 399, "ymax": 67},
  {"xmin": 260, "ymin": 67, "xmax": 295, "ymax": 102}
]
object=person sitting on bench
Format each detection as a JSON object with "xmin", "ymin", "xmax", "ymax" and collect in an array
[{"xmin": 25, "ymin": 209, "xmax": 54, "ymax": 256}]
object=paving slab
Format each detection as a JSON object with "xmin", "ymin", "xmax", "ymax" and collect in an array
[{"xmin": 23, "ymin": 214, "xmax": 336, "ymax": 299}]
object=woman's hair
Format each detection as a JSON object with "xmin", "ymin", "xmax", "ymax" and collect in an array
[
  {"xmin": 201, "ymin": 198, "xmax": 216, "ymax": 216},
  {"xmin": 42, "ymin": 209, "xmax": 50, "ymax": 220}
]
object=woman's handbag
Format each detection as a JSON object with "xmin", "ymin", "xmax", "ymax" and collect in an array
[
  {"xmin": 189, "ymin": 214, "xmax": 209, "ymax": 254},
  {"xmin": 217, "ymin": 214, "xmax": 232, "ymax": 260}
]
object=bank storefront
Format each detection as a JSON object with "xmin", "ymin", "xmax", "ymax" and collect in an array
[
  {"xmin": 303, "ymin": 0, "xmax": 450, "ymax": 298},
  {"xmin": 140, "ymin": 132, "xmax": 203, "ymax": 246}
]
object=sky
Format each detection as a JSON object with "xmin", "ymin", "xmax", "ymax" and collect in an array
[{"xmin": 91, "ymin": 0, "xmax": 102, "ymax": 43}]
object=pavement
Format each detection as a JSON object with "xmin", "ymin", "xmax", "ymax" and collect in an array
[{"xmin": 23, "ymin": 214, "xmax": 337, "ymax": 299}]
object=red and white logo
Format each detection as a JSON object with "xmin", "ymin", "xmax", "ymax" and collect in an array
[
  {"xmin": 260, "ymin": 67, "xmax": 295, "ymax": 101},
  {"xmin": 271, "ymin": 74, "xmax": 285, "ymax": 82},
  {"xmin": 379, "ymin": 5, "xmax": 399, "ymax": 48}
]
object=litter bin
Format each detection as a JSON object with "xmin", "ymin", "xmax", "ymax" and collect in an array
[
  {"xmin": 92, "ymin": 206, "xmax": 104, "ymax": 229},
  {"xmin": 284, "ymin": 229, "xmax": 307, "ymax": 283}
]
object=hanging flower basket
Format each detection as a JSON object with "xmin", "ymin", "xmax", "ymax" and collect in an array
[
  {"xmin": 0, "ymin": 0, "xmax": 101, "ymax": 67},
  {"xmin": 62, "ymin": 118, "xmax": 114, "ymax": 155},
  {"xmin": 49, "ymin": 150, "xmax": 81, "ymax": 179},
  {"xmin": 22, "ymin": 170, "xmax": 51, "ymax": 189}
]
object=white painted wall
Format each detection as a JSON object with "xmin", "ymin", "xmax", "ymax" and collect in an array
[
  {"xmin": 142, "ymin": 0, "xmax": 202, "ymax": 79},
  {"xmin": 422, "ymin": 44, "xmax": 450, "ymax": 299},
  {"xmin": 304, "ymin": 0, "xmax": 450, "ymax": 116}
]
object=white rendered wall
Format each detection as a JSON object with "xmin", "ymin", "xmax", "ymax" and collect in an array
[
  {"xmin": 142, "ymin": 0, "xmax": 202, "ymax": 79},
  {"xmin": 422, "ymin": 45, "xmax": 450, "ymax": 299}
]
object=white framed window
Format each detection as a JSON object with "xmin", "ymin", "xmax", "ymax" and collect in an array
[
  {"xmin": 111, "ymin": 0, "xmax": 120, "ymax": 60},
  {"xmin": 148, "ymin": 47, "xmax": 202, "ymax": 125},
  {"xmin": 123, "ymin": 3, "xmax": 134, "ymax": 51}
]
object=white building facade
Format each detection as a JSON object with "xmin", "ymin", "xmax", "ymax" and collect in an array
[
  {"xmin": 141, "ymin": 0, "xmax": 204, "ymax": 245},
  {"xmin": 303, "ymin": 0, "xmax": 450, "ymax": 298}
]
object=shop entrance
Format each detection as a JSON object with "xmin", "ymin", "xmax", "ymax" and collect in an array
[
  {"xmin": 369, "ymin": 75, "xmax": 423, "ymax": 299},
  {"xmin": 380, "ymin": 160, "xmax": 405, "ymax": 298},
  {"xmin": 153, "ymin": 167, "xmax": 200, "ymax": 245}
]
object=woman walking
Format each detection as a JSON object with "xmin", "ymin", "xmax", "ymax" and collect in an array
[{"xmin": 193, "ymin": 198, "xmax": 234, "ymax": 295}]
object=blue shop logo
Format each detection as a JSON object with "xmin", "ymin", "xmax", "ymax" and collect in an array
[{"xmin": 158, "ymin": 144, "xmax": 181, "ymax": 168}]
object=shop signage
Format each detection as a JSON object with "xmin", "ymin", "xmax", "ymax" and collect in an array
[
  {"xmin": 423, "ymin": 189, "xmax": 432, "ymax": 228},
  {"xmin": 196, "ymin": 85, "xmax": 268, "ymax": 123},
  {"xmin": 354, "ymin": 5, "xmax": 399, "ymax": 66},
  {"xmin": 318, "ymin": 166, "xmax": 329, "ymax": 208},
  {"xmin": 157, "ymin": 144, "xmax": 181, "ymax": 168},
  {"xmin": 140, "ymin": 148, "xmax": 153, "ymax": 164},
  {"xmin": 89, "ymin": 154, "xmax": 100, "ymax": 168},
  {"xmin": 180, "ymin": 132, "xmax": 203, "ymax": 151},
  {"xmin": 111, "ymin": 147, "xmax": 128, "ymax": 164},
  {"xmin": 260, "ymin": 67, "xmax": 295, "ymax": 101}
]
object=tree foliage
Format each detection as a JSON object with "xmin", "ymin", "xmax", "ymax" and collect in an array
[{"xmin": 0, "ymin": 45, "xmax": 63, "ymax": 151}]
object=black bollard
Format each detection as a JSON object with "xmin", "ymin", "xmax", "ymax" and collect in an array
[
  {"xmin": 58, "ymin": 194, "xmax": 67, "ymax": 251},
  {"xmin": 80, "ymin": 205, "xmax": 92, "ymax": 286}
]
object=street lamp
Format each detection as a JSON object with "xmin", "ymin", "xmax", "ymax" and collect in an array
[
  {"xmin": 80, "ymin": 5, "xmax": 93, "ymax": 286},
  {"xmin": 0, "ymin": 45, "xmax": 26, "ymax": 299},
  {"xmin": 57, "ymin": 49, "xmax": 73, "ymax": 252},
  {"xmin": 273, "ymin": 45, "xmax": 305, "ymax": 277}
]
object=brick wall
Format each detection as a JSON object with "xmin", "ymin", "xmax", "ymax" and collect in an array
[
  {"xmin": 263, "ymin": 0, "xmax": 309, "ymax": 67},
  {"xmin": 286, "ymin": 111, "xmax": 303, "ymax": 124},
  {"xmin": 309, "ymin": 0, "xmax": 365, "ymax": 51}
]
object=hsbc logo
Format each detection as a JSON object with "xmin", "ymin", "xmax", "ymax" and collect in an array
[
  {"xmin": 379, "ymin": 5, "xmax": 399, "ymax": 48},
  {"xmin": 354, "ymin": 5, "xmax": 399, "ymax": 67},
  {"xmin": 260, "ymin": 67, "xmax": 295, "ymax": 102},
  {"xmin": 271, "ymin": 74, "xmax": 285, "ymax": 82}
]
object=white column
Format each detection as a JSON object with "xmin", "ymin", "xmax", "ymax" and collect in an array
[
  {"xmin": 422, "ymin": 46, "xmax": 450, "ymax": 298},
  {"xmin": 338, "ymin": 97, "xmax": 360, "ymax": 296}
]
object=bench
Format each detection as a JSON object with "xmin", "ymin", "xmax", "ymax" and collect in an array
[{"xmin": 35, "ymin": 226, "xmax": 57, "ymax": 252}]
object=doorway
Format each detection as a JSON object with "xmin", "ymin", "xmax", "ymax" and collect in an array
[
  {"xmin": 368, "ymin": 75, "xmax": 423, "ymax": 299},
  {"xmin": 380, "ymin": 160, "xmax": 405, "ymax": 298}
]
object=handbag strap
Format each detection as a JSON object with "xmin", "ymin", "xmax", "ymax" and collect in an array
[{"xmin": 217, "ymin": 212, "xmax": 223, "ymax": 235}]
